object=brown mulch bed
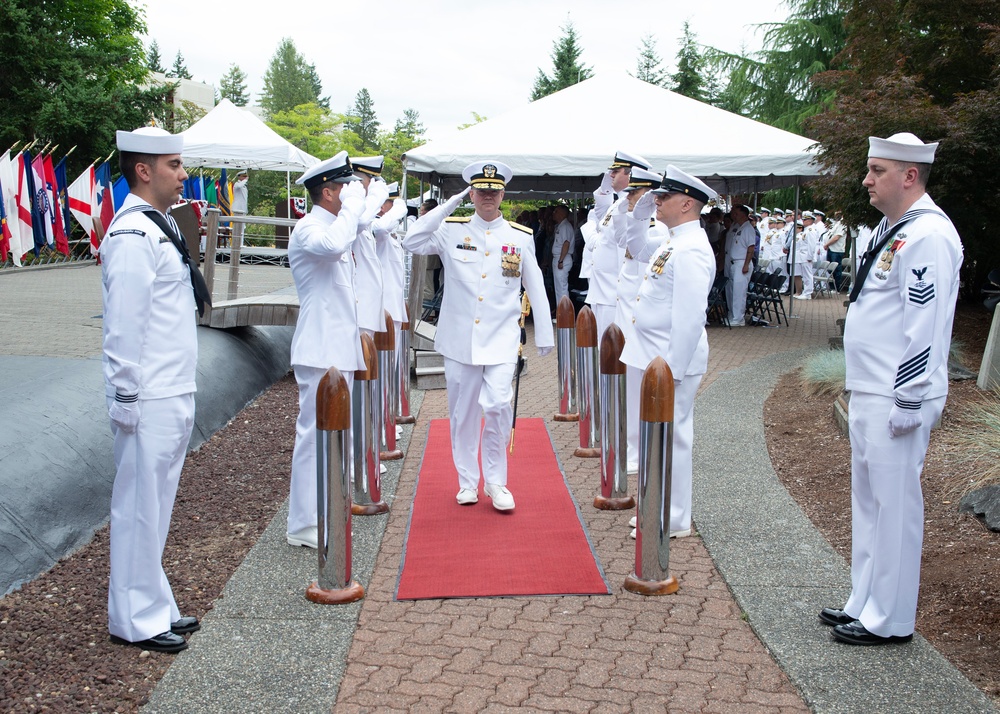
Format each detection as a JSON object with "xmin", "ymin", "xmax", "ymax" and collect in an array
[
  {"xmin": 0, "ymin": 376, "xmax": 299, "ymax": 712},
  {"xmin": 764, "ymin": 304, "xmax": 1000, "ymax": 704}
]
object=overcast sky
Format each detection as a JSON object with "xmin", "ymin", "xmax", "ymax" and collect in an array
[{"xmin": 142, "ymin": 0, "xmax": 790, "ymax": 141}]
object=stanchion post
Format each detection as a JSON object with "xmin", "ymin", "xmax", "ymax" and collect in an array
[
  {"xmin": 352, "ymin": 334, "xmax": 388, "ymax": 515},
  {"xmin": 574, "ymin": 305, "xmax": 601, "ymax": 458},
  {"xmin": 306, "ymin": 366, "xmax": 365, "ymax": 605},
  {"xmin": 594, "ymin": 324, "xmax": 634, "ymax": 510},
  {"xmin": 553, "ymin": 295, "xmax": 579, "ymax": 422},
  {"xmin": 397, "ymin": 304, "xmax": 415, "ymax": 424},
  {"xmin": 376, "ymin": 310, "xmax": 403, "ymax": 461},
  {"xmin": 624, "ymin": 356, "xmax": 678, "ymax": 596}
]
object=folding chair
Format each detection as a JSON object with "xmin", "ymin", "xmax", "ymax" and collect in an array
[
  {"xmin": 707, "ymin": 273, "xmax": 730, "ymax": 328},
  {"xmin": 745, "ymin": 269, "xmax": 768, "ymax": 324},
  {"xmin": 764, "ymin": 272, "xmax": 788, "ymax": 325}
]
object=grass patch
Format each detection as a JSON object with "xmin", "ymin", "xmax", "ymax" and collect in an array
[
  {"xmin": 800, "ymin": 349, "xmax": 846, "ymax": 397},
  {"xmin": 940, "ymin": 389, "xmax": 1000, "ymax": 496}
]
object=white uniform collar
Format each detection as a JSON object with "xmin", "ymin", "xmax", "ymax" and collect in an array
[
  {"xmin": 471, "ymin": 213, "xmax": 507, "ymax": 230},
  {"xmin": 310, "ymin": 204, "xmax": 336, "ymax": 224},
  {"xmin": 667, "ymin": 220, "xmax": 703, "ymax": 239}
]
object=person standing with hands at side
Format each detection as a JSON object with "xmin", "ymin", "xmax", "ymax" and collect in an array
[
  {"xmin": 550, "ymin": 204, "xmax": 575, "ymax": 307},
  {"xmin": 285, "ymin": 151, "xmax": 367, "ymax": 549},
  {"xmin": 724, "ymin": 204, "xmax": 756, "ymax": 326},
  {"xmin": 819, "ymin": 132, "xmax": 963, "ymax": 646},
  {"xmin": 232, "ymin": 169, "xmax": 249, "ymax": 246},
  {"xmin": 102, "ymin": 126, "xmax": 203, "ymax": 653},
  {"xmin": 404, "ymin": 161, "xmax": 553, "ymax": 511}
]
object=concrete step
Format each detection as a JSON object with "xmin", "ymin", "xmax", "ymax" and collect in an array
[{"xmin": 414, "ymin": 350, "xmax": 444, "ymax": 370}]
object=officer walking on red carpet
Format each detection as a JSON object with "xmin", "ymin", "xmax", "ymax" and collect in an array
[
  {"xmin": 820, "ymin": 132, "xmax": 963, "ymax": 646},
  {"xmin": 403, "ymin": 161, "xmax": 554, "ymax": 511}
]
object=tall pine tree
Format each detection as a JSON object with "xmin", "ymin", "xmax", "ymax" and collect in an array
[
  {"xmin": 530, "ymin": 20, "xmax": 593, "ymax": 101},
  {"xmin": 344, "ymin": 88, "xmax": 380, "ymax": 152},
  {"xmin": 168, "ymin": 50, "xmax": 192, "ymax": 80},
  {"xmin": 147, "ymin": 39, "xmax": 166, "ymax": 73},
  {"xmin": 259, "ymin": 38, "xmax": 324, "ymax": 117},
  {"xmin": 632, "ymin": 34, "xmax": 668, "ymax": 88},
  {"xmin": 671, "ymin": 23, "xmax": 706, "ymax": 100},
  {"xmin": 219, "ymin": 63, "xmax": 249, "ymax": 106}
]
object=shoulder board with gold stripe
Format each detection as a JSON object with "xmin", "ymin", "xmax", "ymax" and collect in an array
[
  {"xmin": 445, "ymin": 216, "xmax": 472, "ymax": 223},
  {"xmin": 508, "ymin": 221, "xmax": 533, "ymax": 234},
  {"xmin": 649, "ymin": 218, "xmax": 656, "ymax": 227}
]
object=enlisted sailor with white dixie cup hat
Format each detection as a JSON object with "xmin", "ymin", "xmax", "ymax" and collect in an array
[
  {"xmin": 403, "ymin": 161, "xmax": 554, "ymax": 511},
  {"xmin": 820, "ymin": 132, "xmax": 964, "ymax": 646},
  {"xmin": 285, "ymin": 151, "xmax": 367, "ymax": 549},
  {"xmin": 102, "ymin": 125, "xmax": 201, "ymax": 653}
]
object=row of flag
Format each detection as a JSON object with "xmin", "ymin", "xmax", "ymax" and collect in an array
[{"xmin": 0, "ymin": 146, "xmax": 238, "ymax": 266}]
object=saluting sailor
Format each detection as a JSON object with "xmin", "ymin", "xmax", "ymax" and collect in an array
[
  {"xmin": 102, "ymin": 126, "xmax": 201, "ymax": 653},
  {"xmin": 403, "ymin": 161, "xmax": 554, "ymax": 511},
  {"xmin": 820, "ymin": 133, "xmax": 963, "ymax": 646},
  {"xmin": 620, "ymin": 166, "xmax": 718, "ymax": 540},
  {"xmin": 351, "ymin": 156, "xmax": 389, "ymax": 337},
  {"xmin": 286, "ymin": 151, "xmax": 367, "ymax": 549}
]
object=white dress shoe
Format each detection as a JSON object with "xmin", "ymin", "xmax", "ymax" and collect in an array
[
  {"xmin": 629, "ymin": 528, "xmax": 636, "ymax": 539},
  {"xmin": 379, "ymin": 462, "xmax": 387, "ymax": 474},
  {"xmin": 287, "ymin": 526, "xmax": 318, "ymax": 549},
  {"xmin": 395, "ymin": 425, "xmax": 402, "ymax": 439},
  {"xmin": 484, "ymin": 483, "xmax": 515, "ymax": 511},
  {"xmin": 628, "ymin": 515, "xmax": 637, "ymax": 528},
  {"xmin": 456, "ymin": 488, "xmax": 478, "ymax": 505}
]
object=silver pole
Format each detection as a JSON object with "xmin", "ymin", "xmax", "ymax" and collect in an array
[
  {"xmin": 595, "ymin": 324, "xmax": 633, "ymax": 510},
  {"xmin": 376, "ymin": 311, "xmax": 402, "ymax": 461},
  {"xmin": 351, "ymin": 334, "xmax": 387, "ymax": 515},
  {"xmin": 574, "ymin": 305, "xmax": 600, "ymax": 458},
  {"xmin": 396, "ymin": 309, "xmax": 415, "ymax": 424},
  {"xmin": 553, "ymin": 296, "xmax": 578, "ymax": 422}
]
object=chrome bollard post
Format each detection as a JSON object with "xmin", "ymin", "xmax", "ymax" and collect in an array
[
  {"xmin": 377, "ymin": 310, "xmax": 403, "ymax": 461},
  {"xmin": 594, "ymin": 324, "xmax": 634, "ymax": 510},
  {"xmin": 574, "ymin": 305, "xmax": 601, "ymax": 458},
  {"xmin": 396, "ymin": 305, "xmax": 415, "ymax": 424},
  {"xmin": 306, "ymin": 366, "xmax": 364, "ymax": 605},
  {"xmin": 553, "ymin": 295, "xmax": 579, "ymax": 422},
  {"xmin": 352, "ymin": 334, "xmax": 388, "ymax": 516},
  {"xmin": 624, "ymin": 357, "xmax": 679, "ymax": 596}
]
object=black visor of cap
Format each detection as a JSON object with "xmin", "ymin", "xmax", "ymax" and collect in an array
[{"xmin": 655, "ymin": 177, "xmax": 709, "ymax": 204}]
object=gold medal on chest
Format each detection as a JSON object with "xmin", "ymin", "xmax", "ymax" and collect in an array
[
  {"xmin": 501, "ymin": 243, "xmax": 522, "ymax": 278},
  {"xmin": 651, "ymin": 248, "xmax": 672, "ymax": 276}
]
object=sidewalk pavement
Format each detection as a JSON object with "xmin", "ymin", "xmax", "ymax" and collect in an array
[{"xmin": 2, "ymin": 264, "xmax": 994, "ymax": 713}]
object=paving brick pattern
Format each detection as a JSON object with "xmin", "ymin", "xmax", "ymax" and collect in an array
[{"xmin": 336, "ymin": 296, "xmax": 845, "ymax": 713}]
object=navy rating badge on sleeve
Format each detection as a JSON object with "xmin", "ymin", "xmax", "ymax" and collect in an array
[{"xmin": 908, "ymin": 265, "xmax": 935, "ymax": 306}]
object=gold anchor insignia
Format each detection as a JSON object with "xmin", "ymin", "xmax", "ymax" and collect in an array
[{"xmin": 483, "ymin": 164, "xmax": 497, "ymax": 178}]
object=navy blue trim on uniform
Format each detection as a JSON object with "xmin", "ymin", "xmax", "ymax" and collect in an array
[
  {"xmin": 115, "ymin": 391, "xmax": 139, "ymax": 404},
  {"xmin": 908, "ymin": 283, "xmax": 935, "ymax": 305},
  {"xmin": 894, "ymin": 346, "xmax": 931, "ymax": 388},
  {"xmin": 894, "ymin": 396, "xmax": 922, "ymax": 411}
]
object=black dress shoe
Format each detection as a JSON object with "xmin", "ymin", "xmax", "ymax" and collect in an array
[
  {"xmin": 171, "ymin": 616, "xmax": 200, "ymax": 634},
  {"xmin": 832, "ymin": 620, "xmax": 913, "ymax": 646},
  {"xmin": 110, "ymin": 631, "xmax": 188, "ymax": 653},
  {"xmin": 818, "ymin": 607, "xmax": 854, "ymax": 627}
]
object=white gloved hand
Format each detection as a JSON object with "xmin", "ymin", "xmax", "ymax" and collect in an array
[
  {"xmin": 338, "ymin": 180, "xmax": 366, "ymax": 216},
  {"xmin": 596, "ymin": 170, "xmax": 614, "ymax": 197},
  {"xmin": 537, "ymin": 346, "xmax": 554, "ymax": 358},
  {"xmin": 631, "ymin": 191, "xmax": 655, "ymax": 223},
  {"xmin": 109, "ymin": 398, "xmax": 140, "ymax": 434},
  {"xmin": 888, "ymin": 405, "xmax": 922, "ymax": 438},
  {"xmin": 389, "ymin": 197, "xmax": 407, "ymax": 218},
  {"xmin": 613, "ymin": 195, "xmax": 631, "ymax": 215},
  {"xmin": 443, "ymin": 186, "xmax": 471, "ymax": 213},
  {"xmin": 366, "ymin": 178, "xmax": 390, "ymax": 208}
]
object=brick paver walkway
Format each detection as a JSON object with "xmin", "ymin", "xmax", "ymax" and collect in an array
[{"xmin": 335, "ymin": 296, "xmax": 845, "ymax": 712}]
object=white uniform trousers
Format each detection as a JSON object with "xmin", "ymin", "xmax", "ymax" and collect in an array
[
  {"xmin": 591, "ymin": 304, "xmax": 616, "ymax": 350},
  {"xmin": 626, "ymin": 364, "xmax": 642, "ymax": 471},
  {"xmin": 727, "ymin": 261, "xmax": 750, "ymax": 322},
  {"xmin": 288, "ymin": 366, "xmax": 354, "ymax": 535},
  {"xmin": 107, "ymin": 393, "xmax": 194, "ymax": 642},
  {"xmin": 796, "ymin": 260, "xmax": 813, "ymax": 297},
  {"xmin": 668, "ymin": 376, "xmax": 701, "ymax": 533},
  {"xmin": 843, "ymin": 391, "xmax": 944, "ymax": 637},
  {"xmin": 444, "ymin": 357, "xmax": 516, "ymax": 491},
  {"xmin": 552, "ymin": 259, "xmax": 572, "ymax": 306}
]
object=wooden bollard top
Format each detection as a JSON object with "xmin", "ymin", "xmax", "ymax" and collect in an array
[
  {"xmin": 599, "ymin": 323, "xmax": 627, "ymax": 375},
  {"xmin": 640, "ymin": 357, "xmax": 675, "ymax": 423},
  {"xmin": 316, "ymin": 366, "xmax": 351, "ymax": 431},
  {"xmin": 356, "ymin": 333, "xmax": 378, "ymax": 381},
  {"xmin": 374, "ymin": 310, "xmax": 394, "ymax": 351},
  {"xmin": 575, "ymin": 305, "xmax": 598, "ymax": 348},
  {"xmin": 556, "ymin": 296, "xmax": 576, "ymax": 329},
  {"xmin": 402, "ymin": 303, "xmax": 409, "ymax": 331}
]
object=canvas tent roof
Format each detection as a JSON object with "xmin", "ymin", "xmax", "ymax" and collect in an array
[
  {"xmin": 403, "ymin": 73, "xmax": 821, "ymax": 197},
  {"xmin": 180, "ymin": 99, "xmax": 318, "ymax": 172}
]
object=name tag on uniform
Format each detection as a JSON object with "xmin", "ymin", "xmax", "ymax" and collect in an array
[{"xmin": 457, "ymin": 236, "xmax": 477, "ymax": 251}]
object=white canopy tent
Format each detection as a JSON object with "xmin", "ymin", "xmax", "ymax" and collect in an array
[
  {"xmin": 180, "ymin": 98, "xmax": 318, "ymax": 172},
  {"xmin": 403, "ymin": 72, "xmax": 821, "ymax": 198}
]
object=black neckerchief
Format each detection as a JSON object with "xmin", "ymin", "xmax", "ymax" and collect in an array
[
  {"xmin": 142, "ymin": 209, "xmax": 212, "ymax": 316},
  {"xmin": 848, "ymin": 208, "xmax": 939, "ymax": 304}
]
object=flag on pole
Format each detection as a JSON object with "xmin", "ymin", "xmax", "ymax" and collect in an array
[
  {"xmin": 94, "ymin": 161, "xmax": 114, "ymax": 240},
  {"xmin": 18, "ymin": 150, "xmax": 45, "ymax": 256},
  {"xmin": 68, "ymin": 165, "xmax": 97, "ymax": 254},
  {"xmin": 205, "ymin": 177, "xmax": 217, "ymax": 205},
  {"xmin": 0, "ymin": 174, "xmax": 11, "ymax": 263},
  {"xmin": 31, "ymin": 153, "xmax": 54, "ymax": 251},
  {"xmin": 43, "ymin": 153, "xmax": 69, "ymax": 254},
  {"xmin": 218, "ymin": 168, "xmax": 231, "ymax": 226},
  {"xmin": 55, "ymin": 157, "xmax": 72, "ymax": 243},
  {"xmin": 112, "ymin": 175, "xmax": 129, "ymax": 211},
  {"xmin": 0, "ymin": 151, "xmax": 24, "ymax": 266}
]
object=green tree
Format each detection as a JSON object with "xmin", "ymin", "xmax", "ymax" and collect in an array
[
  {"xmin": 394, "ymin": 109, "xmax": 424, "ymax": 141},
  {"xmin": 219, "ymin": 63, "xmax": 249, "ymax": 106},
  {"xmin": 268, "ymin": 102, "xmax": 343, "ymax": 158},
  {"xmin": 168, "ymin": 50, "xmax": 193, "ymax": 80},
  {"xmin": 631, "ymin": 34, "xmax": 668, "ymax": 87},
  {"xmin": 671, "ymin": 23, "xmax": 706, "ymax": 100},
  {"xmin": 147, "ymin": 39, "xmax": 166, "ymax": 73},
  {"xmin": 705, "ymin": 0, "xmax": 847, "ymax": 132},
  {"xmin": 344, "ymin": 88, "xmax": 381, "ymax": 153},
  {"xmin": 259, "ymin": 38, "xmax": 325, "ymax": 118},
  {"xmin": 530, "ymin": 20, "xmax": 593, "ymax": 101},
  {"xmin": 0, "ymin": 0, "xmax": 171, "ymax": 174},
  {"xmin": 808, "ymin": 0, "xmax": 1000, "ymax": 293}
]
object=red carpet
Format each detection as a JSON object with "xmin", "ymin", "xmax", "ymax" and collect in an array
[{"xmin": 396, "ymin": 418, "xmax": 610, "ymax": 600}]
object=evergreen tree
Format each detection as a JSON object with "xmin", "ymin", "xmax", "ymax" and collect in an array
[
  {"xmin": 147, "ymin": 39, "xmax": 166, "ymax": 74},
  {"xmin": 393, "ymin": 108, "xmax": 424, "ymax": 141},
  {"xmin": 219, "ymin": 63, "xmax": 249, "ymax": 106},
  {"xmin": 259, "ymin": 38, "xmax": 324, "ymax": 118},
  {"xmin": 530, "ymin": 20, "xmax": 593, "ymax": 101},
  {"xmin": 168, "ymin": 50, "xmax": 192, "ymax": 80},
  {"xmin": 631, "ymin": 34, "xmax": 668, "ymax": 88},
  {"xmin": 345, "ymin": 88, "xmax": 380, "ymax": 152},
  {"xmin": 671, "ymin": 23, "xmax": 706, "ymax": 100}
]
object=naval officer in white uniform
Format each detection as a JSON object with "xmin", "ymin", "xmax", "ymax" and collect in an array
[
  {"xmin": 102, "ymin": 126, "xmax": 200, "ymax": 653},
  {"xmin": 403, "ymin": 161, "xmax": 554, "ymax": 511},
  {"xmin": 351, "ymin": 156, "xmax": 388, "ymax": 337},
  {"xmin": 620, "ymin": 166, "xmax": 717, "ymax": 539},
  {"xmin": 820, "ymin": 133, "xmax": 963, "ymax": 646},
  {"xmin": 286, "ymin": 152, "xmax": 367, "ymax": 549}
]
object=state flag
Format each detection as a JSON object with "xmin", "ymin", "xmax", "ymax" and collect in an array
[
  {"xmin": 0, "ymin": 151, "xmax": 25, "ymax": 266},
  {"xmin": 43, "ymin": 154, "xmax": 69, "ymax": 255},
  {"xmin": 31, "ymin": 153, "xmax": 54, "ymax": 250},
  {"xmin": 94, "ymin": 162, "xmax": 114, "ymax": 241},
  {"xmin": 68, "ymin": 165, "xmax": 97, "ymax": 254}
]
